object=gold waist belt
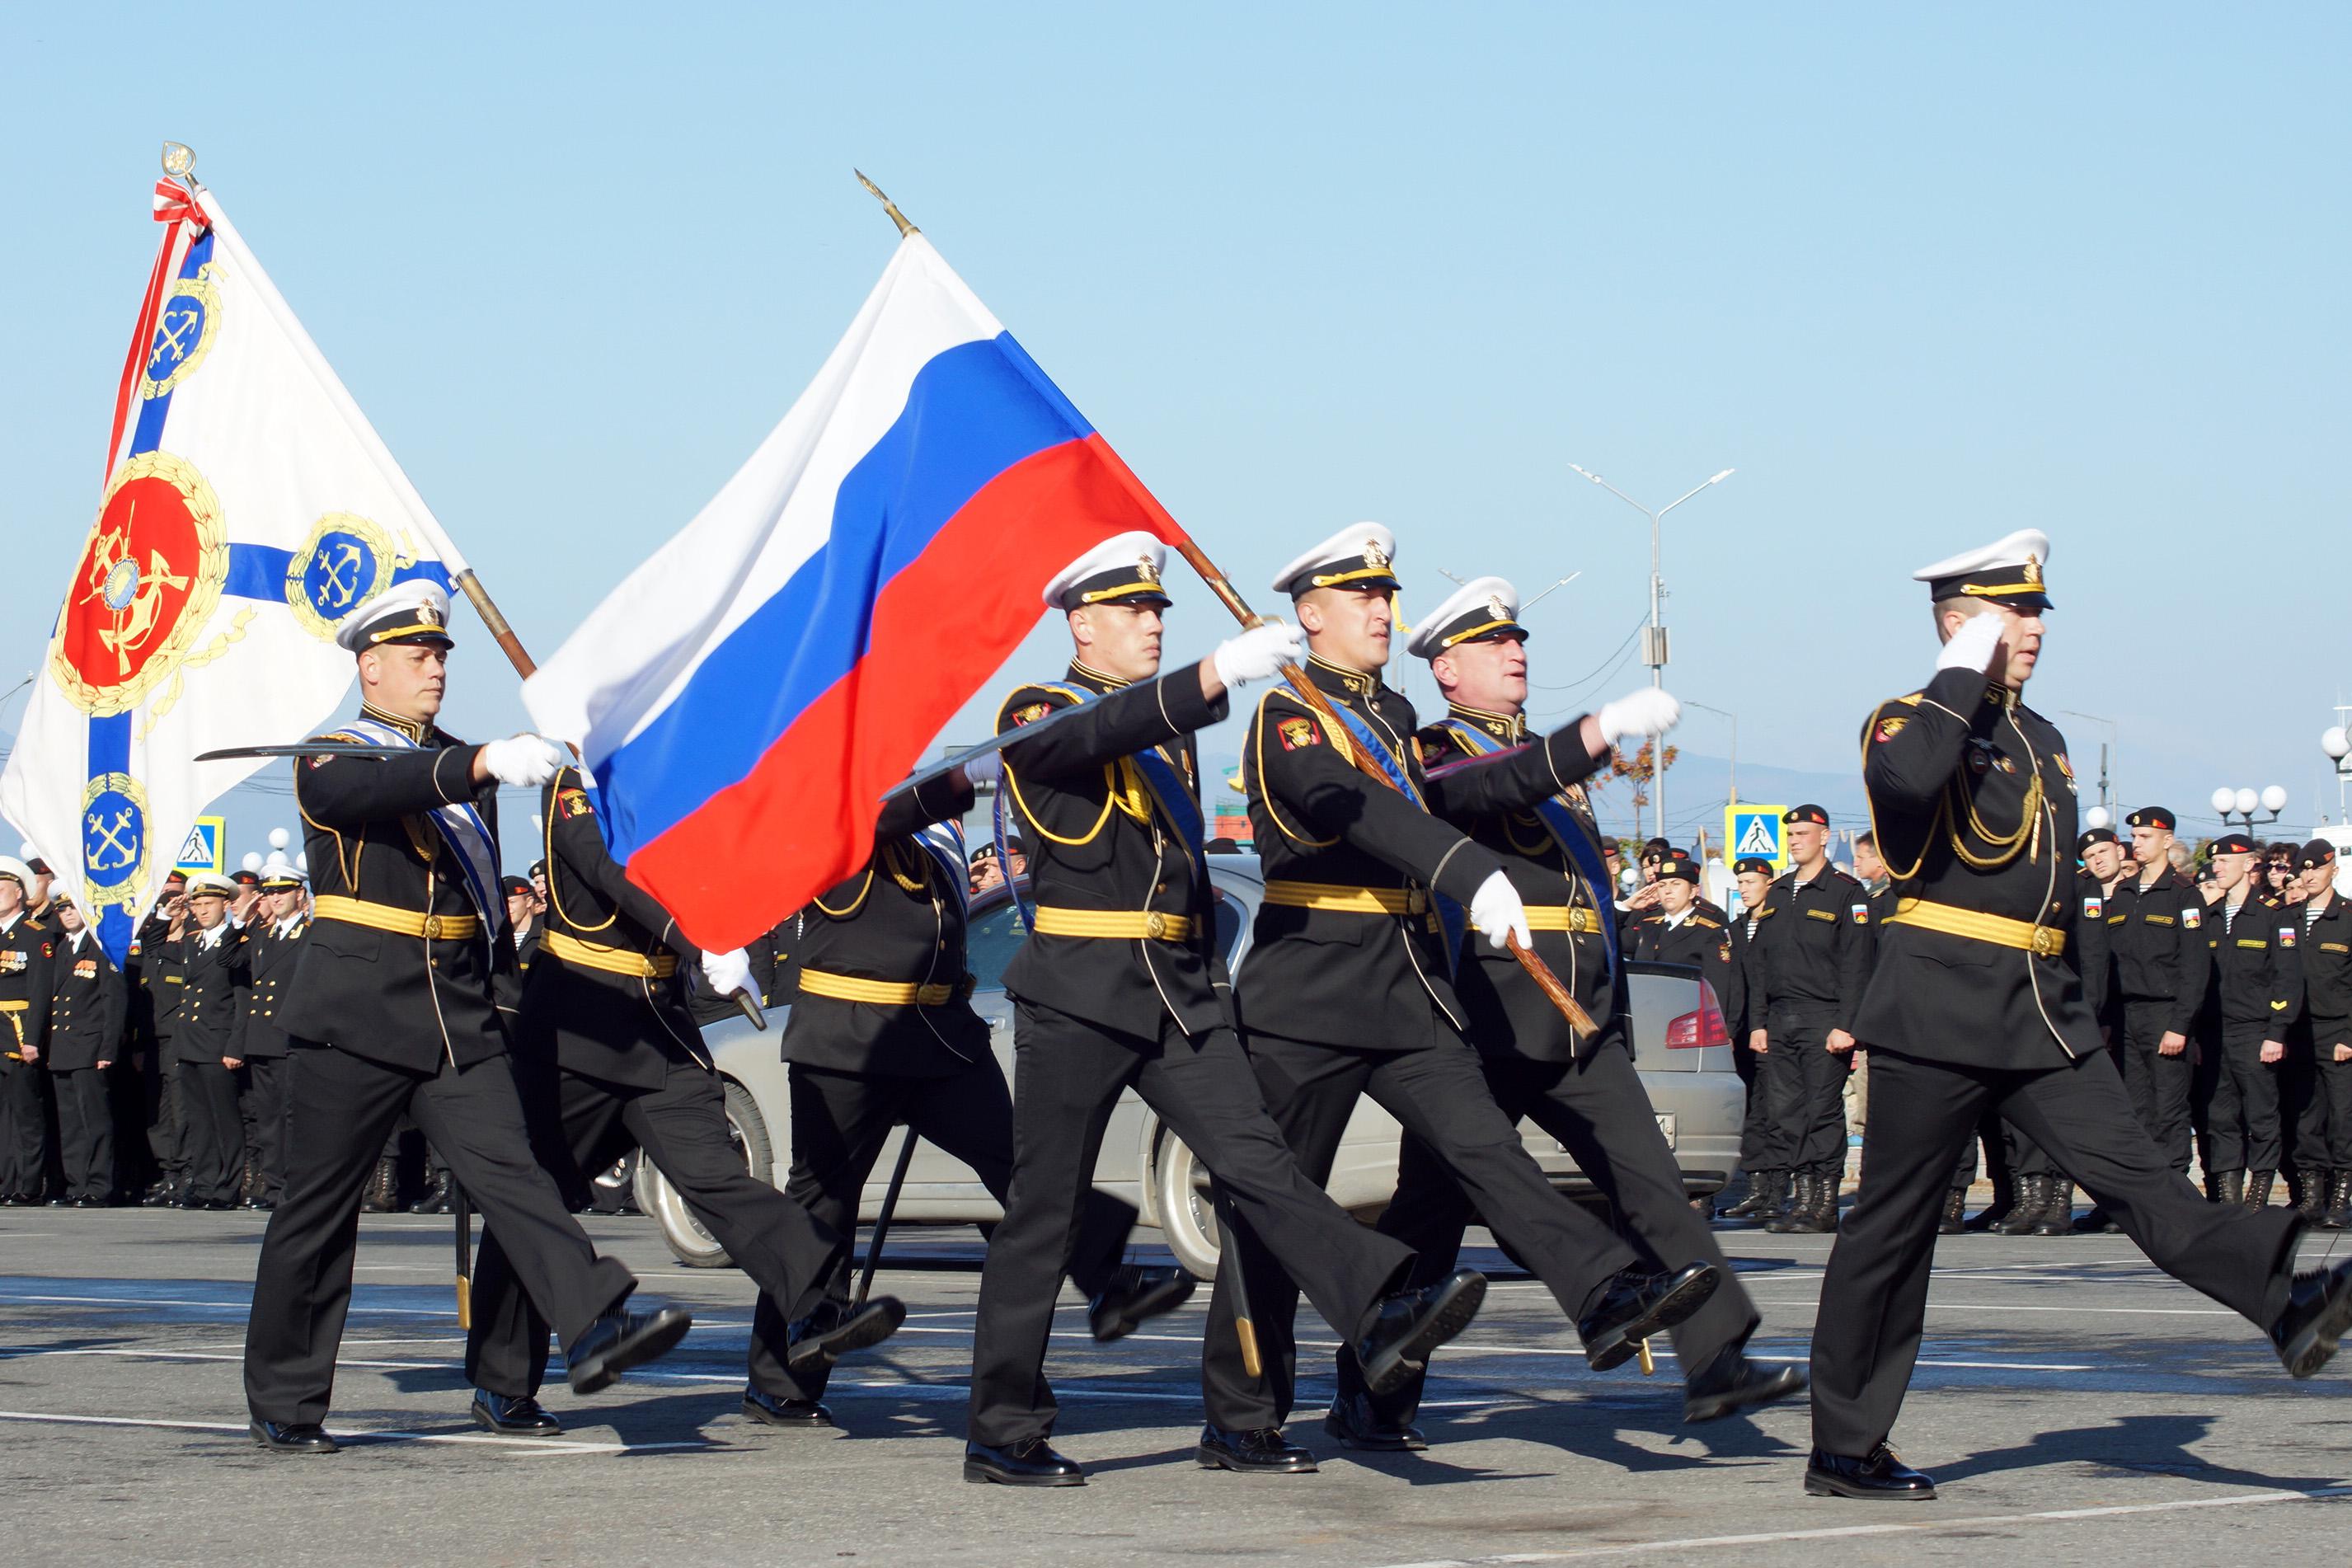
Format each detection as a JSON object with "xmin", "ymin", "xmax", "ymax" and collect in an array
[
  {"xmin": 1525, "ymin": 905, "xmax": 1605, "ymax": 934},
  {"xmin": 1886, "ymin": 898, "xmax": 2067, "ymax": 956},
  {"xmin": 799, "ymin": 967, "xmax": 961, "ymax": 1007},
  {"xmin": 1261, "ymin": 880, "xmax": 1439, "ymax": 931},
  {"xmin": 1030, "ymin": 907, "xmax": 1195, "ymax": 941},
  {"xmin": 543, "ymin": 930, "xmax": 678, "ymax": 979},
  {"xmin": 314, "ymin": 895, "xmax": 481, "ymax": 942}
]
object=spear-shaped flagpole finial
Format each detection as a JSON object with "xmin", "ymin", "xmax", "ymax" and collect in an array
[{"xmin": 853, "ymin": 170, "xmax": 918, "ymax": 238}]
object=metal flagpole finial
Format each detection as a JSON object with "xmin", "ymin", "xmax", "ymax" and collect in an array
[
  {"xmin": 160, "ymin": 142, "xmax": 197, "ymax": 180},
  {"xmin": 853, "ymin": 170, "xmax": 918, "ymax": 238}
]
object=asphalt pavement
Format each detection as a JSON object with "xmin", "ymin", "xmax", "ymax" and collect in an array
[{"xmin": 6, "ymin": 1207, "xmax": 2352, "ymax": 1566}]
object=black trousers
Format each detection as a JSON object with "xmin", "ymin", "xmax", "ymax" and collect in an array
[
  {"xmin": 758, "ymin": 1055, "xmax": 1136, "ymax": 1401},
  {"xmin": 967, "ymin": 1000, "xmax": 1411, "ymax": 1447},
  {"xmin": 148, "ymin": 1051, "xmax": 185, "ymax": 1187},
  {"xmin": 0, "ymin": 1053, "xmax": 53, "ymax": 1199},
  {"xmin": 467, "ymin": 1054, "xmax": 838, "ymax": 1399},
  {"xmin": 54, "ymin": 1067, "xmax": 115, "ymax": 1202},
  {"xmin": 241, "ymin": 1057, "xmax": 290, "ymax": 1202},
  {"xmin": 1201, "ymin": 1026, "xmax": 1641, "ymax": 1433},
  {"xmin": 2304, "ymin": 1048, "xmax": 2352, "ymax": 1170},
  {"xmin": 1331, "ymin": 1044, "xmax": 1761, "ymax": 1424},
  {"xmin": 1734, "ymin": 1039, "xmax": 1771, "ymax": 1171},
  {"xmin": 245, "ymin": 1044, "xmax": 634, "ymax": 1426},
  {"xmin": 1812, "ymin": 1045, "xmax": 2300, "ymax": 1457},
  {"xmin": 2117, "ymin": 999, "xmax": 2195, "ymax": 1173},
  {"xmin": 1765, "ymin": 1009, "xmax": 1851, "ymax": 1175},
  {"xmin": 2207, "ymin": 1025, "xmax": 2284, "ymax": 1175},
  {"xmin": 179, "ymin": 1058, "xmax": 245, "ymax": 1205}
]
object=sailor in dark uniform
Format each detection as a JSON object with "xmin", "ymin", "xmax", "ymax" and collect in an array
[
  {"xmin": 768, "ymin": 755, "xmax": 1186, "ymax": 1429},
  {"xmin": 133, "ymin": 876, "xmax": 189, "ymax": 1206},
  {"xmin": 1315, "ymin": 580, "xmax": 1794, "ymax": 1451},
  {"xmin": 230, "ymin": 865, "xmax": 307, "ymax": 1210},
  {"xmin": 500, "ymin": 876, "xmax": 543, "ymax": 978},
  {"xmin": 1718, "ymin": 856, "xmax": 1781, "ymax": 1219},
  {"xmin": 46, "ymin": 894, "xmax": 124, "ymax": 1206},
  {"xmin": 2290, "ymin": 841, "xmax": 2352, "ymax": 1228},
  {"xmin": 0, "ymin": 857, "xmax": 56, "ymax": 1204},
  {"xmin": 2107, "ymin": 805, "xmax": 2213, "ymax": 1176},
  {"xmin": 172, "ymin": 872, "xmax": 248, "ymax": 1209},
  {"xmin": 2195, "ymin": 832, "xmax": 2303, "ymax": 1210},
  {"xmin": 1203, "ymin": 533, "xmax": 1722, "ymax": 1463},
  {"xmin": 463, "ymin": 760, "xmax": 899, "ymax": 1436},
  {"xmin": 965, "ymin": 531, "xmax": 1474, "ymax": 1487},
  {"xmin": 1805, "ymin": 529, "xmax": 2352, "ymax": 1501},
  {"xmin": 242, "ymin": 581, "xmax": 690, "ymax": 1454}
]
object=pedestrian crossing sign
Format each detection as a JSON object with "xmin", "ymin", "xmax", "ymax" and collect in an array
[
  {"xmin": 1725, "ymin": 805, "xmax": 1788, "ymax": 872},
  {"xmin": 175, "ymin": 815, "xmax": 225, "ymax": 875}
]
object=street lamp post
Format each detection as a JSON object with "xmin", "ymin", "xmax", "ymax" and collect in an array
[
  {"xmin": 2058, "ymin": 711, "xmax": 2118, "ymax": 816},
  {"xmin": 1567, "ymin": 464, "xmax": 1735, "ymax": 843},
  {"xmin": 2323, "ymin": 712, "xmax": 2352, "ymax": 824},
  {"xmin": 2211, "ymin": 784, "xmax": 2289, "ymax": 839}
]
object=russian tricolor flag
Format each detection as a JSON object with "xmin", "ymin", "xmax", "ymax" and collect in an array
[{"xmin": 524, "ymin": 233, "xmax": 1187, "ymax": 951}]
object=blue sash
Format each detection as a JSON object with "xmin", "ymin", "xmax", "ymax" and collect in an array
[
  {"xmin": 1317, "ymin": 697, "xmax": 1467, "ymax": 971},
  {"xmin": 914, "ymin": 818, "xmax": 970, "ymax": 917},
  {"xmin": 1432, "ymin": 716, "xmax": 1619, "ymax": 981},
  {"xmin": 340, "ymin": 716, "xmax": 500, "ymax": 957}
]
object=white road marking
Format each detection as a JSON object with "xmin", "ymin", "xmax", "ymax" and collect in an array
[
  {"xmin": 1368, "ymin": 1484, "xmax": 2352, "ymax": 1566},
  {"xmin": 1749, "ymin": 1300, "xmax": 2234, "ymax": 1316},
  {"xmin": 0, "ymin": 1409, "xmax": 703, "ymax": 1453}
]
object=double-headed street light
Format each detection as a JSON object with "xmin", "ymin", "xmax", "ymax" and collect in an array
[{"xmin": 1567, "ymin": 464, "xmax": 1735, "ymax": 843}]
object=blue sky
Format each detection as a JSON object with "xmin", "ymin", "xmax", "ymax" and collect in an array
[{"xmin": 4, "ymin": 5, "xmax": 2349, "ymax": 866}]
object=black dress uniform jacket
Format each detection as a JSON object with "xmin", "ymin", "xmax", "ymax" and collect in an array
[
  {"xmin": 0, "ymin": 913, "xmax": 55, "ymax": 1063},
  {"xmin": 2072, "ymin": 871, "xmax": 2115, "ymax": 1023},
  {"xmin": 781, "ymin": 772, "xmax": 986, "ymax": 1076},
  {"xmin": 995, "ymin": 660, "xmax": 1230, "ymax": 1039},
  {"xmin": 1238, "ymin": 656, "xmax": 1511, "ymax": 1050},
  {"xmin": 2301, "ymin": 894, "xmax": 2352, "ymax": 1045},
  {"xmin": 47, "ymin": 931, "xmax": 124, "ymax": 1073},
  {"xmin": 1414, "ymin": 702, "xmax": 1617, "ymax": 1062},
  {"xmin": 2204, "ymin": 890, "xmax": 2303, "ymax": 1036},
  {"xmin": 2106, "ymin": 869, "xmax": 2214, "ymax": 1036},
  {"xmin": 1749, "ymin": 866, "xmax": 1873, "ymax": 1031},
  {"xmin": 1627, "ymin": 902, "xmax": 1736, "ymax": 1015},
  {"xmin": 173, "ymin": 926, "xmax": 248, "ymax": 1064},
  {"xmin": 281, "ymin": 706, "xmax": 515, "ymax": 1072},
  {"xmin": 231, "ymin": 917, "xmax": 307, "ymax": 1063},
  {"xmin": 526, "ymin": 765, "xmax": 707, "ymax": 1090},
  {"xmin": 1854, "ymin": 668, "xmax": 2100, "ymax": 1068}
]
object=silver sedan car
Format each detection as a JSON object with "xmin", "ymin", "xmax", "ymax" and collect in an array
[{"xmin": 641, "ymin": 852, "xmax": 1744, "ymax": 1279}]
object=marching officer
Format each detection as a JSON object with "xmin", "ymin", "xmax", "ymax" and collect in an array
[
  {"xmin": 0, "ymin": 857, "xmax": 55, "ymax": 1205},
  {"xmin": 768, "ymin": 758, "xmax": 1189, "ymax": 1430},
  {"xmin": 1312, "ymin": 579, "xmax": 1791, "ymax": 1452},
  {"xmin": 2106, "ymin": 805, "xmax": 2212, "ymax": 1177},
  {"xmin": 47, "ymin": 894, "xmax": 124, "ymax": 1206},
  {"xmin": 1719, "ymin": 856, "xmax": 1782, "ymax": 1220},
  {"xmin": 1204, "ymin": 535, "xmax": 1723, "ymax": 1467},
  {"xmin": 2195, "ymin": 832, "xmax": 2302, "ymax": 1209},
  {"xmin": 231, "ymin": 865, "xmax": 308, "ymax": 1210},
  {"xmin": 1806, "ymin": 528, "xmax": 2352, "ymax": 1502},
  {"xmin": 2290, "ymin": 841, "xmax": 2352, "ymax": 1227},
  {"xmin": 965, "ymin": 531, "xmax": 1473, "ymax": 1487},
  {"xmin": 465, "ymin": 758, "xmax": 890, "ymax": 1436},
  {"xmin": 1749, "ymin": 805, "xmax": 1873, "ymax": 1233},
  {"xmin": 243, "ymin": 580, "xmax": 690, "ymax": 1454},
  {"xmin": 172, "ymin": 871, "xmax": 248, "ymax": 1210}
]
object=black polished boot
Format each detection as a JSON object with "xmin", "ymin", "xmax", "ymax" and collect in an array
[
  {"xmin": 360, "ymin": 1157, "xmax": 400, "ymax": 1214},
  {"xmin": 2245, "ymin": 1171, "xmax": 2277, "ymax": 1212},
  {"xmin": 410, "ymin": 1169, "xmax": 457, "ymax": 1214},
  {"xmin": 1354, "ymin": 1269, "xmax": 1486, "ymax": 1395},
  {"xmin": 1578, "ymin": 1262, "xmax": 1721, "ymax": 1372},
  {"xmin": 1936, "ymin": 1188, "xmax": 1967, "ymax": 1236},
  {"xmin": 2032, "ymin": 1181, "xmax": 2076, "ymax": 1237},
  {"xmin": 1323, "ymin": 1391, "xmax": 1425, "ymax": 1452},
  {"xmin": 2325, "ymin": 1171, "xmax": 2352, "ymax": 1231},
  {"xmin": 1721, "ymin": 1170, "xmax": 1782, "ymax": 1220},
  {"xmin": 965, "ymin": 1436, "xmax": 1086, "ymax": 1486},
  {"xmin": 2294, "ymin": 1169, "xmax": 2328, "ymax": 1222},
  {"xmin": 2071, "ymin": 1203, "xmax": 2123, "ymax": 1233},
  {"xmin": 1195, "ymin": 1424, "xmax": 1319, "ymax": 1473},
  {"xmin": 1087, "ymin": 1265, "xmax": 1195, "ymax": 1342},
  {"xmin": 2271, "ymin": 1257, "xmax": 2352, "ymax": 1378},
  {"xmin": 1993, "ymin": 1175, "xmax": 2049, "ymax": 1235},
  {"xmin": 1805, "ymin": 1441, "xmax": 1936, "ymax": 1500},
  {"xmin": 1682, "ymin": 1343, "xmax": 1809, "ymax": 1423},
  {"xmin": 2217, "ymin": 1168, "xmax": 2247, "ymax": 1208},
  {"xmin": 1763, "ymin": 1172, "xmax": 1816, "ymax": 1234}
]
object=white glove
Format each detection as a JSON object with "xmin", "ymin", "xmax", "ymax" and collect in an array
[
  {"xmin": 481, "ymin": 734, "xmax": 566, "ymax": 788},
  {"xmin": 1468, "ymin": 871, "xmax": 1533, "ymax": 952},
  {"xmin": 1212, "ymin": 621, "xmax": 1304, "ymax": 689},
  {"xmin": 1594, "ymin": 687, "xmax": 1681, "ymax": 749},
  {"xmin": 1936, "ymin": 610, "xmax": 2006, "ymax": 674},
  {"xmin": 957, "ymin": 749, "xmax": 1003, "ymax": 789},
  {"xmin": 702, "ymin": 946, "xmax": 753, "ymax": 998}
]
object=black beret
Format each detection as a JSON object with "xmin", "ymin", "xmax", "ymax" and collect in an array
[
  {"xmin": 2125, "ymin": 806, "xmax": 2176, "ymax": 831},
  {"xmin": 1733, "ymin": 857, "xmax": 1775, "ymax": 877},
  {"xmin": 1784, "ymin": 805, "xmax": 1830, "ymax": 827},
  {"xmin": 2210, "ymin": 832, "xmax": 2257, "ymax": 856},
  {"xmin": 500, "ymin": 876, "xmax": 533, "ymax": 898},
  {"xmin": 2077, "ymin": 828, "xmax": 2118, "ymax": 851},
  {"xmin": 2298, "ymin": 839, "xmax": 2339, "ymax": 872}
]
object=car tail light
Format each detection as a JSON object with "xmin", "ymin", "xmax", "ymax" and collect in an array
[{"xmin": 1665, "ymin": 993, "xmax": 1730, "ymax": 1049}]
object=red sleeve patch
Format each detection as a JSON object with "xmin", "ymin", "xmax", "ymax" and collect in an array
[
  {"xmin": 557, "ymin": 788, "xmax": 594, "ymax": 820},
  {"xmin": 1013, "ymin": 702, "xmax": 1052, "ymax": 726},
  {"xmin": 1278, "ymin": 716, "xmax": 1321, "ymax": 751}
]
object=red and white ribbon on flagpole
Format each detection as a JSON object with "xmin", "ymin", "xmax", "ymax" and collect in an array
[{"xmin": 102, "ymin": 180, "xmax": 213, "ymax": 482}]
